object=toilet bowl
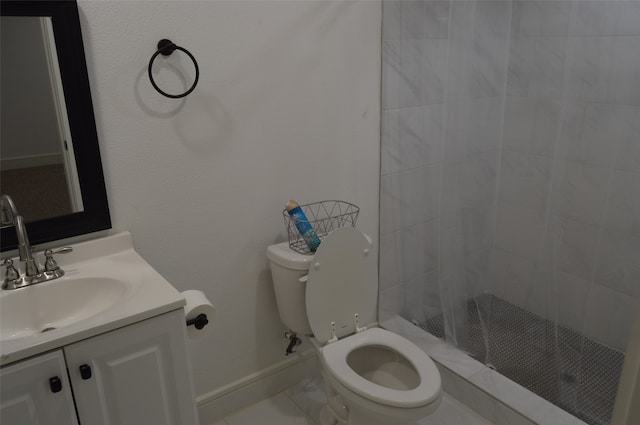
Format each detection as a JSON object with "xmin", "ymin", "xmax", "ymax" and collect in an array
[
  {"xmin": 320, "ymin": 327, "xmax": 442, "ymax": 425},
  {"xmin": 267, "ymin": 227, "xmax": 441, "ymax": 425}
]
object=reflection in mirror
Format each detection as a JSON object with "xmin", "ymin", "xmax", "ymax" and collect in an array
[
  {"xmin": 1, "ymin": 0, "xmax": 110, "ymax": 251},
  {"xmin": 1, "ymin": 16, "xmax": 83, "ymax": 223}
]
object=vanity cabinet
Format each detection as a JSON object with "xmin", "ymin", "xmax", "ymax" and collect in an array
[
  {"xmin": 0, "ymin": 350, "xmax": 78, "ymax": 425},
  {"xmin": 66, "ymin": 309, "xmax": 198, "ymax": 425},
  {"xmin": 0, "ymin": 309, "xmax": 198, "ymax": 425}
]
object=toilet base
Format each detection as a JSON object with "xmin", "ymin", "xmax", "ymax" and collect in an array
[
  {"xmin": 319, "ymin": 405, "xmax": 343, "ymax": 425},
  {"xmin": 323, "ymin": 368, "xmax": 440, "ymax": 425},
  {"xmin": 345, "ymin": 408, "xmax": 417, "ymax": 425},
  {"xmin": 320, "ymin": 402, "xmax": 417, "ymax": 425},
  {"xmin": 320, "ymin": 371, "xmax": 348, "ymax": 425}
]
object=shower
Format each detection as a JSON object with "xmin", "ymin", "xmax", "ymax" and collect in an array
[{"xmin": 380, "ymin": 1, "xmax": 640, "ymax": 424}]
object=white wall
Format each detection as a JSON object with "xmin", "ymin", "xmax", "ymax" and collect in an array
[{"xmin": 77, "ymin": 0, "xmax": 380, "ymax": 402}]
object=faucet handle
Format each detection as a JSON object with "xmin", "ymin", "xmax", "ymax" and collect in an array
[
  {"xmin": 44, "ymin": 247, "xmax": 73, "ymax": 272},
  {"xmin": 2, "ymin": 258, "xmax": 22, "ymax": 287}
]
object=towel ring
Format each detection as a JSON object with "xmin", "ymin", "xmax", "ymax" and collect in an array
[{"xmin": 148, "ymin": 39, "xmax": 199, "ymax": 99}]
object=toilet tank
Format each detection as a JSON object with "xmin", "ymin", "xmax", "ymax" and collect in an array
[{"xmin": 266, "ymin": 241, "xmax": 314, "ymax": 335}]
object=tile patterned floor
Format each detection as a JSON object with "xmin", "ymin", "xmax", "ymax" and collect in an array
[{"xmin": 210, "ymin": 377, "xmax": 493, "ymax": 425}]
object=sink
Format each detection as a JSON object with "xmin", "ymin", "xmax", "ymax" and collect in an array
[
  {"xmin": 0, "ymin": 277, "xmax": 129, "ymax": 341},
  {"xmin": 0, "ymin": 231, "xmax": 186, "ymax": 366}
]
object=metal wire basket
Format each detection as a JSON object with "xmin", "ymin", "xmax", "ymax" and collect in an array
[{"xmin": 283, "ymin": 200, "xmax": 360, "ymax": 254}]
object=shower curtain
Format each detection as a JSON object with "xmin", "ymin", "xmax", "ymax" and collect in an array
[{"xmin": 381, "ymin": 1, "xmax": 640, "ymax": 423}]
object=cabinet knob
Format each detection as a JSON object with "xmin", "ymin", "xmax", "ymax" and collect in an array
[
  {"xmin": 79, "ymin": 364, "xmax": 92, "ymax": 380},
  {"xmin": 49, "ymin": 376, "xmax": 62, "ymax": 393}
]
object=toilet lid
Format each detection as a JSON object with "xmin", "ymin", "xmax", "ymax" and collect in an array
[{"xmin": 306, "ymin": 228, "xmax": 378, "ymax": 345}]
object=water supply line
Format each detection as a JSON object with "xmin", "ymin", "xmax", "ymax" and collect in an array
[{"xmin": 284, "ymin": 331, "xmax": 302, "ymax": 356}]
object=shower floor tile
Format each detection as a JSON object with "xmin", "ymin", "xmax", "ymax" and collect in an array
[{"xmin": 421, "ymin": 294, "xmax": 624, "ymax": 425}]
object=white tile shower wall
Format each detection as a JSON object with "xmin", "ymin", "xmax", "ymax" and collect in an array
[
  {"xmin": 382, "ymin": 0, "xmax": 451, "ymax": 321},
  {"xmin": 502, "ymin": 98, "xmax": 562, "ymax": 157},
  {"xmin": 382, "ymin": 0, "xmax": 640, "ymax": 352},
  {"xmin": 498, "ymin": 150, "xmax": 553, "ymax": 214},
  {"xmin": 435, "ymin": 0, "xmax": 511, "ymax": 320},
  {"xmin": 380, "ymin": 0, "xmax": 512, "ymax": 324},
  {"xmin": 79, "ymin": 0, "xmax": 381, "ymax": 402},
  {"xmin": 492, "ymin": 0, "xmax": 640, "ymax": 351}
]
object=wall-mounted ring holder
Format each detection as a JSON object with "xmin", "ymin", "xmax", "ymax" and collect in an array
[{"xmin": 148, "ymin": 39, "xmax": 199, "ymax": 99}]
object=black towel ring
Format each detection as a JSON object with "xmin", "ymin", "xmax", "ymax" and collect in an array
[{"xmin": 148, "ymin": 39, "xmax": 199, "ymax": 99}]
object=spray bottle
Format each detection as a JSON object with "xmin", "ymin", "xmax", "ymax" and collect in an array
[{"xmin": 286, "ymin": 200, "xmax": 321, "ymax": 252}]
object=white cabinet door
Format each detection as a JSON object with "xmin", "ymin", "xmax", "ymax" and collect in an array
[
  {"xmin": 0, "ymin": 350, "xmax": 79, "ymax": 425},
  {"xmin": 64, "ymin": 310, "xmax": 198, "ymax": 425}
]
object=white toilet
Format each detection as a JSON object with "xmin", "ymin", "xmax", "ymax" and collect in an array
[{"xmin": 267, "ymin": 227, "xmax": 442, "ymax": 425}]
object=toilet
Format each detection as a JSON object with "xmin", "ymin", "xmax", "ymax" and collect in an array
[{"xmin": 267, "ymin": 227, "xmax": 442, "ymax": 425}]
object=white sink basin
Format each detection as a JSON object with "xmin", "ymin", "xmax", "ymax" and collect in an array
[
  {"xmin": 0, "ymin": 277, "xmax": 129, "ymax": 341},
  {"xmin": 0, "ymin": 232, "xmax": 186, "ymax": 366}
]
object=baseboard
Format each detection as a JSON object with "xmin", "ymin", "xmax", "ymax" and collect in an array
[
  {"xmin": 1, "ymin": 153, "xmax": 63, "ymax": 171},
  {"xmin": 197, "ymin": 348, "xmax": 318, "ymax": 425}
]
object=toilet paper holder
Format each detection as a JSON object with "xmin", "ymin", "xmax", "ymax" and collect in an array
[{"xmin": 186, "ymin": 313, "xmax": 209, "ymax": 330}]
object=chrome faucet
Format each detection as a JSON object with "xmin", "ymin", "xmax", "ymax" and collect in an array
[
  {"xmin": 1, "ymin": 194, "xmax": 72, "ymax": 290},
  {"xmin": 1, "ymin": 194, "xmax": 39, "ymax": 278}
]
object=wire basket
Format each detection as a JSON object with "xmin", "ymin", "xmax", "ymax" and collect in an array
[{"xmin": 283, "ymin": 200, "xmax": 360, "ymax": 254}]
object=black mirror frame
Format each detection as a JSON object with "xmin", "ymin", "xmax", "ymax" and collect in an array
[{"xmin": 1, "ymin": 0, "xmax": 111, "ymax": 251}]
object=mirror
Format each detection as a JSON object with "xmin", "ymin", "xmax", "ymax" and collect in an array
[
  {"xmin": 1, "ymin": 0, "xmax": 111, "ymax": 251},
  {"xmin": 2, "ymin": 16, "xmax": 84, "ymax": 221}
]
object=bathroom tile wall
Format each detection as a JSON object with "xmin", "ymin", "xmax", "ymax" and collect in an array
[
  {"xmin": 380, "ymin": 1, "xmax": 512, "ymax": 332},
  {"xmin": 432, "ymin": 0, "xmax": 512, "ymax": 347},
  {"xmin": 493, "ymin": 0, "xmax": 640, "ymax": 351},
  {"xmin": 382, "ymin": 0, "xmax": 640, "ymax": 352},
  {"xmin": 380, "ymin": 0, "xmax": 450, "ymax": 323}
]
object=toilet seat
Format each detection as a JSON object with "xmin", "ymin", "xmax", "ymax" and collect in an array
[{"xmin": 321, "ymin": 327, "xmax": 441, "ymax": 409}]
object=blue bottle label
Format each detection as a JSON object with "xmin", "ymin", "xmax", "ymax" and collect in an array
[{"xmin": 288, "ymin": 206, "xmax": 321, "ymax": 251}]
